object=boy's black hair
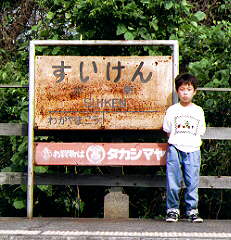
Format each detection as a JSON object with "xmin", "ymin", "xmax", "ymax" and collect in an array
[{"xmin": 175, "ymin": 73, "xmax": 198, "ymax": 91}]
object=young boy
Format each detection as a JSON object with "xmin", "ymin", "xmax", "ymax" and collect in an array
[{"xmin": 163, "ymin": 73, "xmax": 206, "ymax": 223}]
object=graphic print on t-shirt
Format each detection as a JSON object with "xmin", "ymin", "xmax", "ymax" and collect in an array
[{"xmin": 174, "ymin": 115, "xmax": 200, "ymax": 136}]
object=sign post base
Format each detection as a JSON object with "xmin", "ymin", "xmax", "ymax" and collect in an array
[{"xmin": 104, "ymin": 187, "xmax": 129, "ymax": 218}]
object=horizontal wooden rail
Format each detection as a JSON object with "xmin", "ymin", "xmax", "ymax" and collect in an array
[
  {"xmin": 0, "ymin": 123, "xmax": 230, "ymax": 139},
  {"xmin": 197, "ymin": 87, "xmax": 231, "ymax": 92},
  {"xmin": 202, "ymin": 127, "xmax": 231, "ymax": 140},
  {"xmin": 1, "ymin": 172, "xmax": 231, "ymax": 189},
  {"xmin": 0, "ymin": 123, "xmax": 28, "ymax": 136},
  {"xmin": 0, "ymin": 172, "xmax": 25, "ymax": 185},
  {"xmin": 0, "ymin": 84, "xmax": 29, "ymax": 88}
]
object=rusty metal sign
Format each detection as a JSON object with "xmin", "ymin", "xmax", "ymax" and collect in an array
[
  {"xmin": 35, "ymin": 56, "xmax": 172, "ymax": 130},
  {"xmin": 34, "ymin": 142, "xmax": 167, "ymax": 166}
]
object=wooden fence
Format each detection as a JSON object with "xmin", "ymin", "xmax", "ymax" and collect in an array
[{"xmin": 0, "ymin": 85, "xmax": 231, "ymax": 189}]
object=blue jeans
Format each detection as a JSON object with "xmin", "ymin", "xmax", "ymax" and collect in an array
[{"xmin": 166, "ymin": 145, "xmax": 201, "ymax": 215}]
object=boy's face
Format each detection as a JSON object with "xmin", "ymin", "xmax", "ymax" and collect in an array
[{"xmin": 177, "ymin": 83, "xmax": 196, "ymax": 106}]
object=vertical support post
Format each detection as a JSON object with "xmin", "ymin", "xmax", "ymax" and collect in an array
[
  {"xmin": 27, "ymin": 41, "xmax": 35, "ymax": 218},
  {"xmin": 172, "ymin": 41, "xmax": 179, "ymax": 104}
]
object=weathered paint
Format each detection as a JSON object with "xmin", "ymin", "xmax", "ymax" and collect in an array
[
  {"xmin": 34, "ymin": 142, "xmax": 167, "ymax": 166},
  {"xmin": 34, "ymin": 56, "xmax": 172, "ymax": 130}
]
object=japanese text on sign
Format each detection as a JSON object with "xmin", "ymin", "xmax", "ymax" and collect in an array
[{"xmin": 52, "ymin": 61, "xmax": 153, "ymax": 83}]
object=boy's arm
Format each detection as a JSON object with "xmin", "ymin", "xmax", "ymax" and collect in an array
[
  {"xmin": 163, "ymin": 110, "xmax": 171, "ymax": 135},
  {"xmin": 199, "ymin": 110, "xmax": 206, "ymax": 136}
]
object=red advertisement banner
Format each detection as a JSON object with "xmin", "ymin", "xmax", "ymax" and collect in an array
[{"xmin": 35, "ymin": 142, "xmax": 167, "ymax": 166}]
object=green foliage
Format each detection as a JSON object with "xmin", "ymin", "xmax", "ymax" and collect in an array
[
  {"xmin": 0, "ymin": 0, "xmax": 230, "ymax": 219},
  {"xmin": 13, "ymin": 199, "xmax": 26, "ymax": 210}
]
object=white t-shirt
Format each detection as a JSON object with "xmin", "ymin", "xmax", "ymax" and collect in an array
[{"xmin": 163, "ymin": 103, "xmax": 206, "ymax": 152}]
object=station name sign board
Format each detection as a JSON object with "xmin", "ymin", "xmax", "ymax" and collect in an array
[{"xmin": 35, "ymin": 56, "xmax": 172, "ymax": 130}]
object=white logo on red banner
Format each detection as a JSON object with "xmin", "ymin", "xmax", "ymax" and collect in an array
[{"xmin": 86, "ymin": 145, "xmax": 106, "ymax": 164}]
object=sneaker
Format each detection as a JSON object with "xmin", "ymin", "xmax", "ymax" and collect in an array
[
  {"xmin": 166, "ymin": 209, "xmax": 179, "ymax": 222},
  {"xmin": 187, "ymin": 209, "xmax": 203, "ymax": 223}
]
